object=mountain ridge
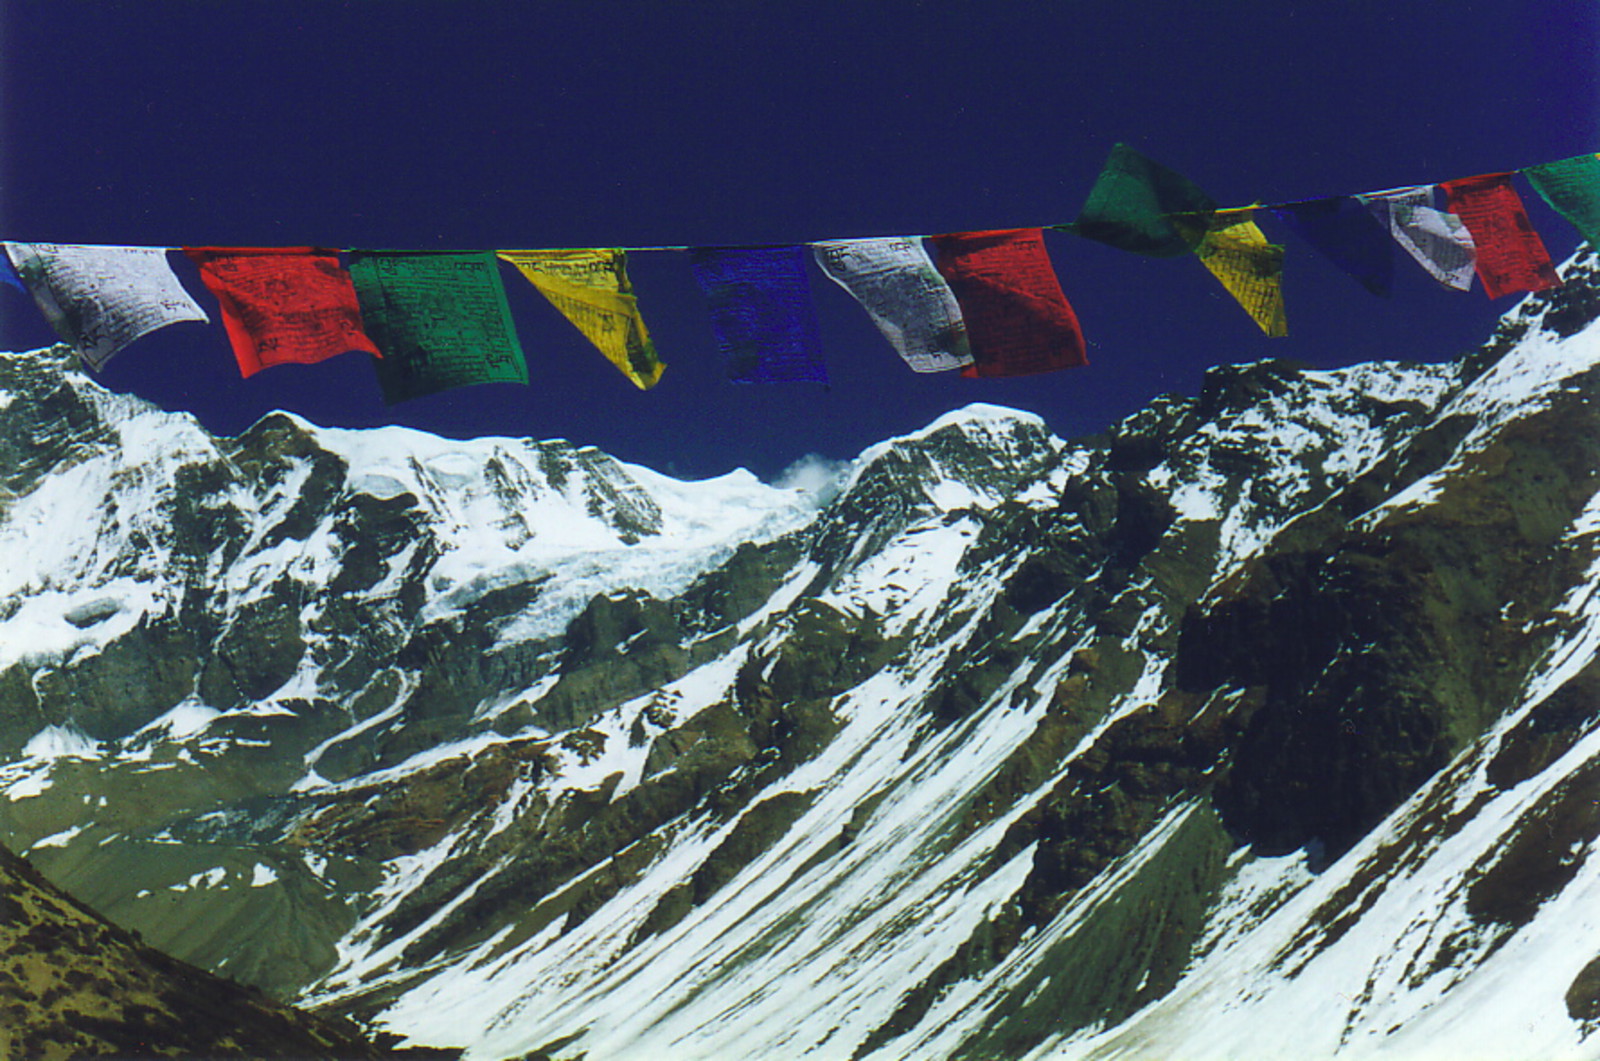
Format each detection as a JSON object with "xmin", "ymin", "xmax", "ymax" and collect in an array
[
  {"xmin": 0, "ymin": 836, "xmax": 440, "ymax": 1059},
  {"xmin": 0, "ymin": 247, "xmax": 1596, "ymax": 1058}
]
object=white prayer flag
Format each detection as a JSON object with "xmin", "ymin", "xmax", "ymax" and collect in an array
[
  {"xmin": 1359, "ymin": 187, "xmax": 1477, "ymax": 291},
  {"xmin": 4, "ymin": 243, "xmax": 209, "ymax": 369},
  {"xmin": 813, "ymin": 236, "xmax": 973, "ymax": 372}
]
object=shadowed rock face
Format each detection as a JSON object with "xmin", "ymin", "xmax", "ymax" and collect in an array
[{"xmin": 0, "ymin": 249, "xmax": 1596, "ymax": 1059}]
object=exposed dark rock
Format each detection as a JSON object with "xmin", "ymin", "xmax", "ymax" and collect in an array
[
  {"xmin": 1487, "ymin": 657, "xmax": 1600, "ymax": 789},
  {"xmin": 0, "ymin": 355, "xmax": 122, "ymax": 500},
  {"xmin": 229, "ymin": 412, "xmax": 350, "ymax": 550},
  {"xmin": 1466, "ymin": 757, "xmax": 1600, "ymax": 930},
  {"xmin": 634, "ymin": 788, "xmax": 818, "ymax": 942},
  {"xmin": 757, "ymin": 599, "xmax": 895, "ymax": 706},
  {"xmin": 1104, "ymin": 393, "xmax": 1201, "ymax": 474},
  {"xmin": 327, "ymin": 491, "xmax": 433, "ymax": 597},
  {"xmin": 1194, "ymin": 542, "xmax": 1461, "ymax": 856},
  {"xmin": 676, "ymin": 537, "xmax": 805, "ymax": 633},
  {"xmin": 62, "ymin": 597, "xmax": 122, "ymax": 628},
  {"xmin": 1539, "ymin": 248, "xmax": 1600, "ymax": 338},
  {"xmin": 197, "ymin": 581, "xmax": 307, "ymax": 711},
  {"xmin": 0, "ymin": 664, "xmax": 47, "ymax": 755},
  {"xmin": 1196, "ymin": 358, "xmax": 1311, "ymax": 421},
  {"xmin": 1186, "ymin": 375, "xmax": 1600, "ymax": 859},
  {"xmin": 531, "ymin": 590, "xmax": 691, "ymax": 730},
  {"xmin": 1568, "ymin": 952, "xmax": 1600, "ymax": 1026},
  {"xmin": 33, "ymin": 616, "xmax": 198, "ymax": 740}
]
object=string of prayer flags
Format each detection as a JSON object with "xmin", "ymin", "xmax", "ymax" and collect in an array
[
  {"xmin": 689, "ymin": 246, "xmax": 827, "ymax": 383},
  {"xmin": 3, "ymin": 243, "xmax": 208, "ymax": 370},
  {"xmin": 1070, "ymin": 143, "xmax": 1216, "ymax": 257},
  {"xmin": 183, "ymin": 247, "xmax": 378, "ymax": 378},
  {"xmin": 1439, "ymin": 173, "xmax": 1561, "ymax": 299},
  {"xmin": 1361, "ymin": 187, "xmax": 1477, "ymax": 291},
  {"xmin": 1195, "ymin": 211, "xmax": 1288, "ymax": 337},
  {"xmin": 498, "ymin": 248, "xmax": 665, "ymax": 389},
  {"xmin": 812, "ymin": 237, "xmax": 972, "ymax": 373},
  {"xmin": 1270, "ymin": 196, "xmax": 1394, "ymax": 297},
  {"xmin": 2, "ymin": 146, "xmax": 1592, "ymax": 397},
  {"xmin": 348, "ymin": 251, "xmax": 527, "ymax": 404},
  {"xmin": 1524, "ymin": 154, "xmax": 1600, "ymax": 252},
  {"xmin": 927, "ymin": 228, "xmax": 1087, "ymax": 378}
]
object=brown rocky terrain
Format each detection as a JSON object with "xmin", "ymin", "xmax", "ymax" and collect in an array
[{"xmin": 0, "ymin": 841, "xmax": 445, "ymax": 1059}]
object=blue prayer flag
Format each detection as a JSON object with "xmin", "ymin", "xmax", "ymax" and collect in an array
[
  {"xmin": 0, "ymin": 255, "xmax": 25, "ymax": 293},
  {"xmin": 1271, "ymin": 197, "xmax": 1394, "ymax": 297},
  {"xmin": 690, "ymin": 246, "xmax": 827, "ymax": 383}
]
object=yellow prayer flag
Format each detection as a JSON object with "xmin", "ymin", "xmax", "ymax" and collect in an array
[
  {"xmin": 498, "ymin": 249, "xmax": 665, "ymax": 389},
  {"xmin": 1195, "ymin": 211, "xmax": 1287, "ymax": 337}
]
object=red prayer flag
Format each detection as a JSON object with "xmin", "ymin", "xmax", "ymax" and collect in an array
[
  {"xmin": 1437, "ymin": 174, "xmax": 1561, "ymax": 299},
  {"xmin": 184, "ymin": 247, "xmax": 379, "ymax": 377},
  {"xmin": 927, "ymin": 229, "xmax": 1087, "ymax": 378}
]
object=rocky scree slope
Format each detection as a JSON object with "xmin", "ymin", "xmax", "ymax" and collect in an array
[{"xmin": 0, "ymin": 247, "xmax": 1596, "ymax": 1059}]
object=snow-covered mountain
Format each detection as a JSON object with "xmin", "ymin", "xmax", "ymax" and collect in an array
[{"xmin": 1, "ymin": 247, "xmax": 1598, "ymax": 1060}]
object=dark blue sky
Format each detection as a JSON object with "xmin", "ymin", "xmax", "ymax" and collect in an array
[{"xmin": 2, "ymin": 1, "xmax": 1596, "ymax": 480}]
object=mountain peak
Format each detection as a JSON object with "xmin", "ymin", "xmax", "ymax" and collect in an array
[
  {"xmin": 837, "ymin": 400, "xmax": 1062, "ymax": 512},
  {"xmin": 918, "ymin": 399, "xmax": 1047, "ymax": 434},
  {"xmin": 0, "ymin": 250, "xmax": 1598, "ymax": 1058}
]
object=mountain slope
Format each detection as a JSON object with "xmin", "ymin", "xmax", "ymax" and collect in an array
[
  {"xmin": 0, "ymin": 247, "xmax": 1596, "ymax": 1059},
  {"xmin": 0, "ymin": 840, "xmax": 413, "ymax": 1059}
]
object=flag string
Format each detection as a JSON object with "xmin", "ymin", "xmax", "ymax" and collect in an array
[{"xmin": 4, "ymin": 147, "xmax": 1596, "ymax": 395}]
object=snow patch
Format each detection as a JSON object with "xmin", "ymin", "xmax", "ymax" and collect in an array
[
  {"xmin": 28, "ymin": 824, "xmax": 85, "ymax": 851},
  {"xmin": 171, "ymin": 866, "xmax": 228, "ymax": 892},
  {"xmin": 21, "ymin": 724, "xmax": 100, "ymax": 760}
]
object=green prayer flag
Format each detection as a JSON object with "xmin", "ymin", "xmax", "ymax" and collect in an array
[
  {"xmin": 1069, "ymin": 143, "xmax": 1216, "ymax": 257},
  {"xmin": 348, "ymin": 251, "xmax": 528, "ymax": 404},
  {"xmin": 1524, "ymin": 154, "xmax": 1600, "ymax": 252}
]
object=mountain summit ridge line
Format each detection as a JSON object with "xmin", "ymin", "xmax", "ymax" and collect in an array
[{"xmin": 0, "ymin": 248, "xmax": 1596, "ymax": 1059}]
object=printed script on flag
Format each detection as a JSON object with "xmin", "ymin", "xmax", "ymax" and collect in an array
[
  {"xmin": 4, "ymin": 243, "xmax": 208, "ymax": 369},
  {"xmin": 498, "ymin": 249, "xmax": 664, "ymax": 389},
  {"xmin": 349, "ymin": 251, "xmax": 528, "ymax": 404}
]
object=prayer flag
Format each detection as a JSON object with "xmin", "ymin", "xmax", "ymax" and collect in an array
[
  {"xmin": 1524, "ymin": 154, "xmax": 1600, "ymax": 252},
  {"xmin": 927, "ymin": 228, "xmax": 1087, "ymax": 378},
  {"xmin": 0, "ymin": 255, "xmax": 25, "ymax": 293},
  {"xmin": 183, "ymin": 247, "xmax": 378, "ymax": 378},
  {"xmin": 1361, "ymin": 187, "xmax": 1477, "ymax": 291},
  {"xmin": 1195, "ymin": 211, "xmax": 1288, "ymax": 337},
  {"xmin": 498, "ymin": 248, "xmax": 664, "ymax": 389},
  {"xmin": 347, "ymin": 251, "xmax": 527, "ymax": 404},
  {"xmin": 689, "ymin": 246, "xmax": 827, "ymax": 383},
  {"xmin": 3, "ymin": 243, "xmax": 208, "ymax": 369},
  {"xmin": 812, "ymin": 236, "xmax": 972, "ymax": 372},
  {"xmin": 1440, "ymin": 172, "xmax": 1561, "ymax": 299},
  {"xmin": 1070, "ymin": 143, "xmax": 1216, "ymax": 257},
  {"xmin": 1271, "ymin": 196, "xmax": 1394, "ymax": 296}
]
